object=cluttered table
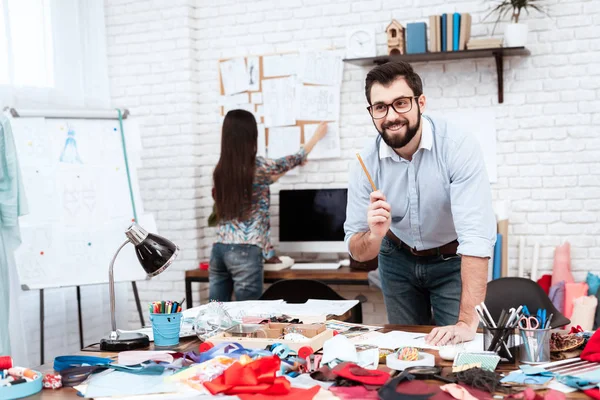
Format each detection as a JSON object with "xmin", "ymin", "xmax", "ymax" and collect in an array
[{"xmin": 29, "ymin": 324, "xmax": 592, "ymax": 399}]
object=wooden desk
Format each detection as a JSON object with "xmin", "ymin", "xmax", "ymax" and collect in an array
[
  {"xmin": 185, "ymin": 266, "xmax": 370, "ymax": 308},
  {"xmin": 33, "ymin": 325, "xmax": 588, "ymax": 399}
]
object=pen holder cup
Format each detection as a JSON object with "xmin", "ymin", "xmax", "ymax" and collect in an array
[
  {"xmin": 150, "ymin": 312, "xmax": 182, "ymax": 347},
  {"xmin": 483, "ymin": 327, "xmax": 518, "ymax": 364},
  {"xmin": 518, "ymin": 328, "xmax": 551, "ymax": 364}
]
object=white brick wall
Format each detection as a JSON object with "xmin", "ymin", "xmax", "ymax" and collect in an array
[{"xmin": 101, "ymin": 0, "xmax": 600, "ymax": 328}]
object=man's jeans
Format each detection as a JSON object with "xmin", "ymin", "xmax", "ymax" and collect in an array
[
  {"xmin": 209, "ymin": 243, "xmax": 263, "ymax": 302},
  {"xmin": 378, "ymin": 236, "xmax": 462, "ymax": 326}
]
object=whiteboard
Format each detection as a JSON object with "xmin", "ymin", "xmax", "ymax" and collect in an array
[{"xmin": 11, "ymin": 117, "xmax": 153, "ymax": 289}]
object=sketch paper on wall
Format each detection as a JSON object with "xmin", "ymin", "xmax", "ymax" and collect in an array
[
  {"xmin": 262, "ymin": 77, "xmax": 296, "ymax": 128},
  {"xmin": 298, "ymin": 51, "xmax": 344, "ymax": 86},
  {"xmin": 267, "ymin": 126, "xmax": 301, "ymax": 159},
  {"xmin": 295, "ymin": 85, "xmax": 340, "ymax": 121},
  {"xmin": 304, "ymin": 122, "xmax": 341, "ymax": 159},
  {"xmin": 219, "ymin": 58, "xmax": 250, "ymax": 95},
  {"xmin": 262, "ymin": 54, "xmax": 298, "ymax": 77},
  {"xmin": 247, "ymin": 56, "xmax": 260, "ymax": 91}
]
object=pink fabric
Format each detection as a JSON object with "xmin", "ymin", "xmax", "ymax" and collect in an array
[
  {"xmin": 551, "ymin": 242, "xmax": 574, "ymax": 287},
  {"xmin": 564, "ymin": 282, "xmax": 589, "ymax": 319},
  {"xmin": 440, "ymin": 384, "xmax": 478, "ymax": 400}
]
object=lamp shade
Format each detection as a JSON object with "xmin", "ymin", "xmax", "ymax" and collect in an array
[{"xmin": 125, "ymin": 223, "xmax": 179, "ymax": 277}]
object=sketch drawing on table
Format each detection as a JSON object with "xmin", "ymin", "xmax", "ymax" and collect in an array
[
  {"xmin": 247, "ymin": 56, "xmax": 260, "ymax": 91},
  {"xmin": 60, "ymin": 125, "xmax": 83, "ymax": 164}
]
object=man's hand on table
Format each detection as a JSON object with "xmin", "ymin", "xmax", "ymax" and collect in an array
[{"xmin": 425, "ymin": 321, "xmax": 476, "ymax": 346}]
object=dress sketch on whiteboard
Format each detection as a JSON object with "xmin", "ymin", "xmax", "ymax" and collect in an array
[{"xmin": 60, "ymin": 126, "xmax": 83, "ymax": 164}]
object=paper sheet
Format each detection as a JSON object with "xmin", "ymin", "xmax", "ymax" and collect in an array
[
  {"xmin": 295, "ymin": 84, "xmax": 340, "ymax": 121},
  {"xmin": 182, "ymin": 300, "xmax": 358, "ymax": 323},
  {"xmin": 82, "ymin": 370, "xmax": 183, "ymax": 398},
  {"xmin": 298, "ymin": 51, "xmax": 344, "ymax": 85},
  {"xmin": 257, "ymin": 123, "xmax": 267, "ymax": 158},
  {"xmin": 262, "ymin": 77, "xmax": 296, "ymax": 128},
  {"xmin": 263, "ymin": 53, "xmax": 299, "ymax": 77},
  {"xmin": 10, "ymin": 117, "xmax": 55, "ymax": 167},
  {"xmin": 304, "ymin": 122, "xmax": 341, "ymax": 159},
  {"xmin": 267, "ymin": 126, "xmax": 301, "ymax": 159},
  {"xmin": 219, "ymin": 58, "xmax": 249, "ymax": 95},
  {"xmin": 247, "ymin": 56, "xmax": 260, "ymax": 91},
  {"xmin": 362, "ymin": 330, "xmax": 485, "ymax": 351}
]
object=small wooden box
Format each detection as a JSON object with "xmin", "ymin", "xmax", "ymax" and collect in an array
[{"xmin": 208, "ymin": 325, "xmax": 333, "ymax": 352}]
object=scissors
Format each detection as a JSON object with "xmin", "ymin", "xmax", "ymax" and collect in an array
[
  {"xmin": 519, "ymin": 316, "xmax": 540, "ymax": 362},
  {"xmin": 536, "ymin": 309, "xmax": 547, "ymax": 327}
]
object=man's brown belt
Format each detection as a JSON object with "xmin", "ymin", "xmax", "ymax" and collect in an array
[{"xmin": 386, "ymin": 231, "xmax": 458, "ymax": 257}]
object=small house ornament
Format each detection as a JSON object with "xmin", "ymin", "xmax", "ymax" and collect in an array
[{"xmin": 386, "ymin": 19, "xmax": 405, "ymax": 55}]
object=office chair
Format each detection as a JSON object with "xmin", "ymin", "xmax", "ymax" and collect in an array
[
  {"xmin": 484, "ymin": 277, "xmax": 570, "ymax": 328},
  {"xmin": 259, "ymin": 279, "xmax": 363, "ymax": 323}
]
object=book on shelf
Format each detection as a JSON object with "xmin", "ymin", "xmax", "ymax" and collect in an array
[
  {"xmin": 430, "ymin": 12, "xmax": 470, "ymax": 52},
  {"xmin": 467, "ymin": 38, "xmax": 503, "ymax": 49}
]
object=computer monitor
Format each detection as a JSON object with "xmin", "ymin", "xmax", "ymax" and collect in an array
[{"xmin": 278, "ymin": 188, "xmax": 348, "ymax": 253}]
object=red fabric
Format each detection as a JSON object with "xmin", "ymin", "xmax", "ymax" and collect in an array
[
  {"xmin": 584, "ymin": 389, "xmax": 600, "ymax": 399},
  {"xmin": 203, "ymin": 356, "xmax": 319, "ymax": 399},
  {"xmin": 569, "ymin": 325, "xmax": 584, "ymax": 334},
  {"xmin": 332, "ymin": 363, "xmax": 389, "ymax": 386},
  {"xmin": 537, "ymin": 274, "xmax": 552, "ymax": 295},
  {"xmin": 581, "ymin": 330, "xmax": 600, "ymax": 362}
]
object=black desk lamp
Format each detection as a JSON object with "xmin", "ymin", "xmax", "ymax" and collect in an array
[{"xmin": 100, "ymin": 222, "xmax": 179, "ymax": 351}]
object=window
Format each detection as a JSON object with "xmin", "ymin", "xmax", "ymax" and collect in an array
[
  {"xmin": 1, "ymin": 0, "xmax": 54, "ymax": 88},
  {"xmin": 0, "ymin": 0, "xmax": 109, "ymax": 109}
]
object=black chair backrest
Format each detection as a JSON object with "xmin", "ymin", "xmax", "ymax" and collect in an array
[
  {"xmin": 259, "ymin": 279, "xmax": 363, "ymax": 323},
  {"xmin": 485, "ymin": 277, "xmax": 570, "ymax": 328}
]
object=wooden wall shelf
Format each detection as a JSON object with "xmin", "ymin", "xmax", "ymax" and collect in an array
[{"xmin": 343, "ymin": 47, "xmax": 530, "ymax": 104}]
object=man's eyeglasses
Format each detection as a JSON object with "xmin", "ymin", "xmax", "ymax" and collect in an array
[{"xmin": 367, "ymin": 96, "xmax": 420, "ymax": 119}]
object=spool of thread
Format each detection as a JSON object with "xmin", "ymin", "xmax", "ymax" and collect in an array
[
  {"xmin": 0, "ymin": 356, "xmax": 13, "ymax": 370},
  {"xmin": 397, "ymin": 347, "xmax": 419, "ymax": 361},
  {"xmin": 8, "ymin": 367, "xmax": 36, "ymax": 379}
]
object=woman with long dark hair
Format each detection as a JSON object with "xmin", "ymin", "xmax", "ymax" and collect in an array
[{"xmin": 210, "ymin": 109, "xmax": 328, "ymax": 301}]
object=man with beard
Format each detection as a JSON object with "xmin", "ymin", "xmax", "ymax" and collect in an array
[{"xmin": 344, "ymin": 61, "xmax": 496, "ymax": 345}]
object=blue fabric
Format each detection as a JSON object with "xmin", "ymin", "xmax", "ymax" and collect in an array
[
  {"xmin": 0, "ymin": 116, "xmax": 28, "ymax": 358},
  {"xmin": 344, "ymin": 115, "xmax": 496, "ymax": 259},
  {"xmin": 493, "ymin": 233, "xmax": 502, "ymax": 279},
  {"xmin": 208, "ymin": 243, "xmax": 263, "ymax": 301},
  {"xmin": 556, "ymin": 375, "xmax": 599, "ymax": 390},
  {"xmin": 519, "ymin": 365, "xmax": 554, "ymax": 376},
  {"xmin": 501, "ymin": 372, "xmax": 552, "ymax": 385},
  {"xmin": 377, "ymin": 236, "xmax": 462, "ymax": 325},
  {"xmin": 587, "ymin": 272, "xmax": 600, "ymax": 296},
  {"xmin": 54, "ymin": 355, "xmax": 112, "ymax": 371}
]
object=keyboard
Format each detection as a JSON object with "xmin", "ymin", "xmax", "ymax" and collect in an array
[{"xmin": 290, "ymin": 263, "xmax": 341, "ymax": 270}]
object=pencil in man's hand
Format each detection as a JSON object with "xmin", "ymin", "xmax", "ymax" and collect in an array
[{"xmin": 356, "ymin": 153, "xmax": 377, "ymax": 192}]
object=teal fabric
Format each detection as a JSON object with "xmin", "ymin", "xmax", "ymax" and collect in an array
[
  {"xmin": 587, "ymin": 272, "xmax": 600, "ymax": 296},
  {"xmin": 0, "ymin": 115, "xmax": 28, "ymax": 357}
]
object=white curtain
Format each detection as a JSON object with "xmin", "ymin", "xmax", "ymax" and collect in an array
[
  {"xmin": 0, "ymin": 0, "xmax": 110, "ymax": 109},
  {"xmin": 1, "ymin": 0, "xmax": 116, "ymax": 365}
]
